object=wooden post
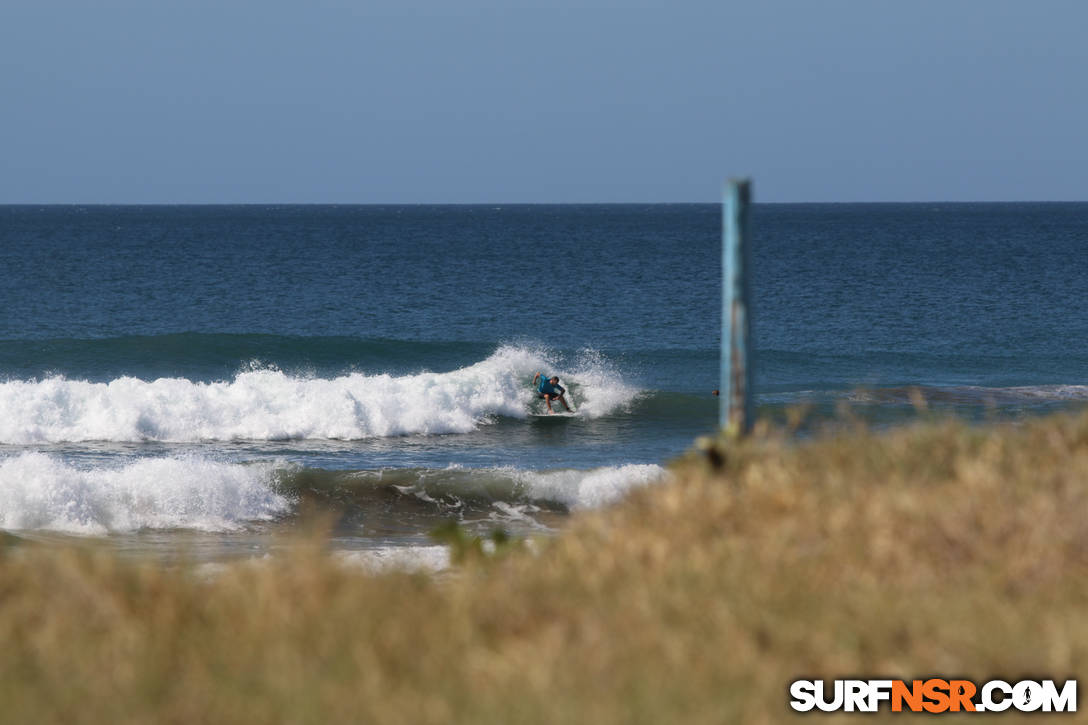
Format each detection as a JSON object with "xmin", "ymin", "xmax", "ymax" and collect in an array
[{"xmin": 720, "ymin": 179, "xmax": 753, "ymax": 434}]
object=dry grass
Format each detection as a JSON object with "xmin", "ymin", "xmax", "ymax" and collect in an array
[{"xmin": 3, "ymin": 412, "xmax": 1088, "ymax": 723}]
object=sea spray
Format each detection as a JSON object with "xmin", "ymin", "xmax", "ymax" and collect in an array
[{"xmin": 566, "ymin": 347, "xmax": 641, "ymax": 418}]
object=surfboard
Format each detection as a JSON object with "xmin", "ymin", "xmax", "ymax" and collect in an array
[{"xmin": 529, "ymin": 411, "xmax": 577, "ymax": 418}]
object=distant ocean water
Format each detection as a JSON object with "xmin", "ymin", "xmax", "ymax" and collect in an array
[{"xmin": 2, "ymin": 203, "xmax": 1086, "ymax": 563}]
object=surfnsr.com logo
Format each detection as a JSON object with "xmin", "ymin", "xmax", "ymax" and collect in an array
[{"xmin": 789, "ymin": 679, "xmax": 1077, "ymax": 713}]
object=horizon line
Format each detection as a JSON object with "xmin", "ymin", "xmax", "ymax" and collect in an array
[{"xmin": 2, "ymin": 199, "xmax": 1086, "ymax": 207}]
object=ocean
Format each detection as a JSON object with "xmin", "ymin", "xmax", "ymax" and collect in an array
[{"xmin": 2, "ymin": 203, "xmax": 1086, "ymax": 564}]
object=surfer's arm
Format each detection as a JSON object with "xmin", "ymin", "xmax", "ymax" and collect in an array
[{"xmin": 533, "ymin": 372, "xmax": 541, "ymax": 386}]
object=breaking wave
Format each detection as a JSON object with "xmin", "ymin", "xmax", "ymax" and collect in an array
[
  {"xmin": 0, "ymin": 452, "xmax": 668, "ymax": 535},
  {"xmin": 0, "ymin": 345, "xmax": 638, "ymax": 444},
  {"xmin": 0, "ymin": 452, "xmax": 288, "ymax": 535}
]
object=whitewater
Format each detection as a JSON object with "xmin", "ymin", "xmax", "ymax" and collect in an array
[
  {"xmin": 0, "ymin": 452, "xmax": 666, "ymax": 536},
  {"xmin": 0, "ymin": 346, "xmax": 638, "ymax": 444}
]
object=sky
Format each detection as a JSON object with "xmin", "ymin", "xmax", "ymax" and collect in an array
[{"xmin": 2, "ymin": 0, "xmax": 1086, "ymax": 203}]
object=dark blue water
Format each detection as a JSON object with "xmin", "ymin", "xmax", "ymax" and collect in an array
[{"xmin": 2, "ymin": 203, "xmax": 1086, "ymax": 560}]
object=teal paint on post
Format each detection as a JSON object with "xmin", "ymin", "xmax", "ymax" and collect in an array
[{"xmin": 720, "ymin": 179, "xmax": 753, "ymax": 434}]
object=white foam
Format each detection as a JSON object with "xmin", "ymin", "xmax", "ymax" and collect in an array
[
  {"xmin": 565, "ymin": 348, "xmax": 640, "ymax": 418},
  {"xmin": 515, "ymin": 464, "xmax": 669, "ymax": 510},
  {"xmin": 995, "ymin": 385, "xmax": 1088, "ymax": 400},
  {"xmin": 335, "ymin": 545, "xmax": 450, "ymax": 573},
  {"xmin": 0, "ymin": 346, "xmax": 637, "ymax": 444},
  {"xmin": 0, "ymin": 452, "xmax": 290, "ymax": 534}
]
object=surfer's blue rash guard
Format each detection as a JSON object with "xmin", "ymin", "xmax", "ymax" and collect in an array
[{"xmin": 538, "ymin": 376, "xmax": 560, "ymax": 395}]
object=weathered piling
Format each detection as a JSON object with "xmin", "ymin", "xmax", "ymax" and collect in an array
[{"xmin": 720, "ymin": 179, "xmax": 753, "ymax": 434}]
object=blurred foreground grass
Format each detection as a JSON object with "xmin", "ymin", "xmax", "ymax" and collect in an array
[{"xmin": 3, "ymin": 413, "xmax": 1087, "ymax": 723}]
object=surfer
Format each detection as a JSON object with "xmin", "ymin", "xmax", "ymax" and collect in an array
[{"xmin": 533, "ymin": 372, "xmax": 572, "ymax": 414}]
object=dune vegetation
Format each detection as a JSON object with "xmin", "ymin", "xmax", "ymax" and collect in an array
[{"xmin": 2, "ymin": 411, "xmax": 1087, "ymax": 723}]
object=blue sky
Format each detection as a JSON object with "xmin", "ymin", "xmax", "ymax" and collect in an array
[{"xmin": 2, "ymin": 0, "xmax": 1085, "ymax": 203}]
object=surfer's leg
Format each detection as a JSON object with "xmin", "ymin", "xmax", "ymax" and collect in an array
[
  {"xmin": 558, "ymin": 393, "xmax": 571, "ymax": 412},
  {"xmin": 544, "ymin": 393, "xmax": 554, "ymax": 412}
]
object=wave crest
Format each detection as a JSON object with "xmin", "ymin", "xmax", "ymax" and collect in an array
[{"xmin": 0, "ymin": 346, "xmax": 637, "ymax": 444}]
